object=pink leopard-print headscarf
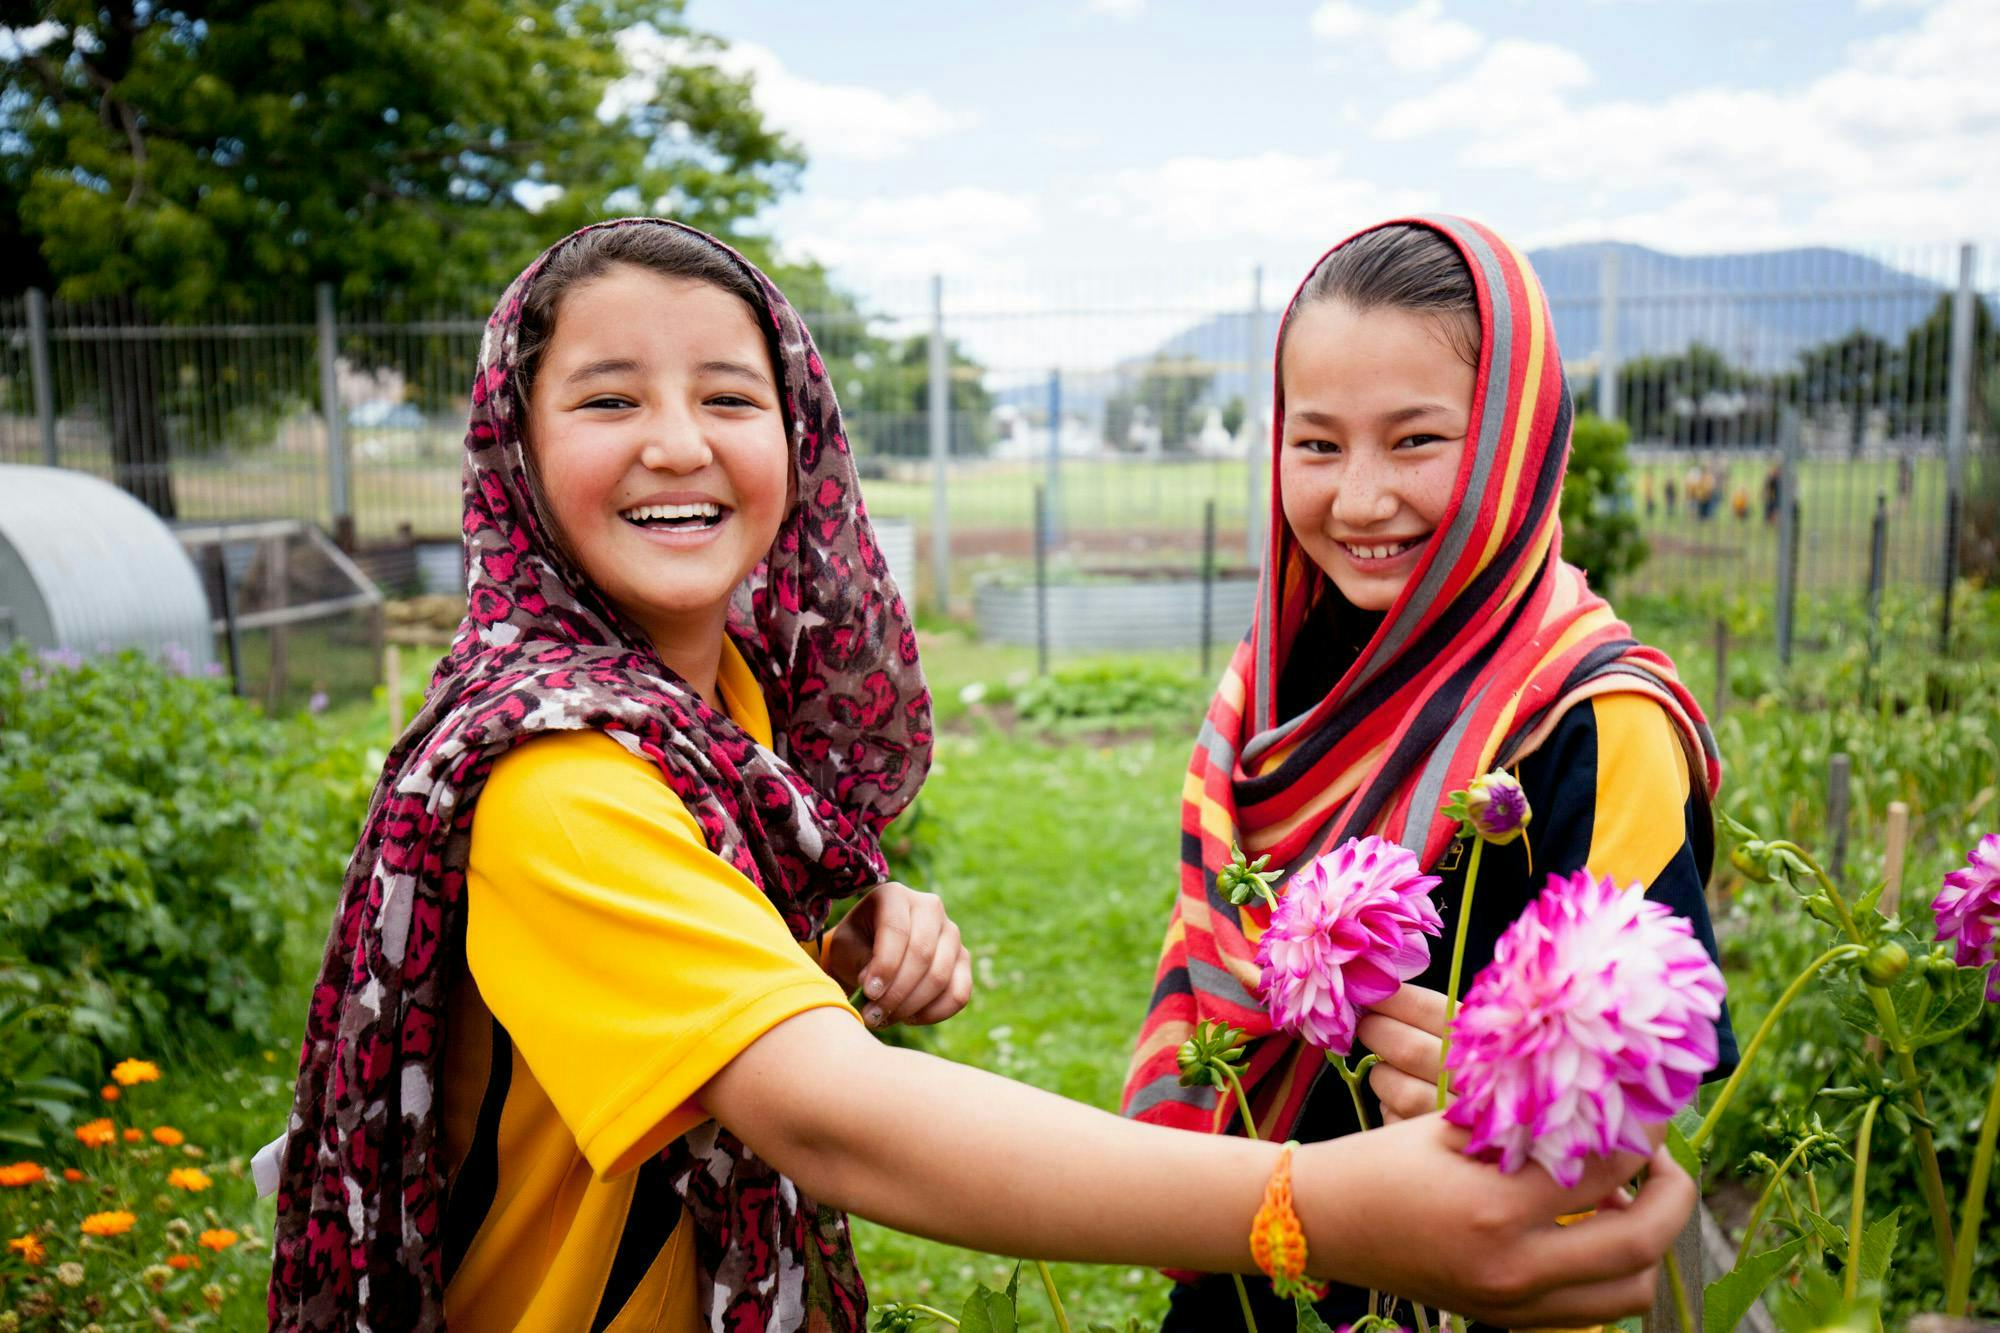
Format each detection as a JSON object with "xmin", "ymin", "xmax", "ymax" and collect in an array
[{"xmin": 268, "ymin": 219, "xmax": 931, "ymax": 1331}]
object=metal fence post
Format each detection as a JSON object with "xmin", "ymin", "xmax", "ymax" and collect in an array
[
  {"xmin": 1046, "ymin": 367, "xmax": 1064, "ymax": 548},
  {"xmin": 927, "ymin": 274, "xmax": 951, "ymax": 614},
  {"xmin": 1940, "ymin": 242, "xmax": 1975, "ymax": 654},
  {"xmin": 1775, "ymin": 408, "xmax": 1801, "ymax": 667},
  {"xmin": 1033, "ymin": 484, "xmax": 1049, "ymax": 678},
  {"xmin": 1865, "ymin": 494, "xmax": 1888, "ymax": 700},
  {"xmin": 25, "ymin": 288, "xmax": 58, "ymax": 468},
  {"xmin": 316, "ymin": 283, "xmax": 352, "ymax": 546},
  {"xmin": 1245, "ymin": 264, "xmax": 1266, "ymax": 567},
  {"xmin": 1597, "ymin": 248, "xmax": 1620, "ymax": 423},
  {"xmin": 1200, "ymin": 498, "xmax": 1217, "ymax": 679}
]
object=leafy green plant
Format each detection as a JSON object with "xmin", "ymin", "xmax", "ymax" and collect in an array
[
  {"xmin": 1011, "ymin": 662, "xmax": 1207, "ymax": 730},
  {"xmin": 0, "ymin": 963, "xmax": 92, "ymax": 1151},
  {"xmin": 0, "ymin": 647, "xmax": 368, "ymax": 1049},
  {"xmin": 1562, "ymin": 412, "xmax": 1648, "ymax": 593}
]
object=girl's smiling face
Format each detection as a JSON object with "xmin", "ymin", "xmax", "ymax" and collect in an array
[
  {"xmin": 1279, "ymin": 298, "xmax": 1476, "ymax": 612},
  {"xmin": 526, "ymin": 263, "xmax": 790, "ymax": 654}
]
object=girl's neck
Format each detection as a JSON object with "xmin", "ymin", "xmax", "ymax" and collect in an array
[{"xmin": 636, "ymin": 604, "xmax": 731, "ymax": 713}]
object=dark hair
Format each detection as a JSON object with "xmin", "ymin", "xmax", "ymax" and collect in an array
[
  {"xmin": 1281, "ymin": 224, "xmax": 1481, "ymax": 367},
  {"xmin": 514, "ymin": 223, "xmax": 776, "ymax": 409}
]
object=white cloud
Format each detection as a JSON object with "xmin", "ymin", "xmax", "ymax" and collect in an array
[
  {"xmin": 1373, "ymin": 0, "xmax": 2000, "ymax": 246},
  {"xmin": 1088, "ymin": 0, "xmax": 1146, "ymax": 17},
  {"xmin": 777, "ymin": 188, "xmax": 1042, "ymax": 287},
  {"xmin": 612, "ymin": 30, "xmax": 975, "ymax": 163},
  {"xmin": 1310, "ymin": 0, "xmax": 1484, "ymax": 72},
  {"xmin": 1078, "ymin": 150, "xmax": 1439, "ymax": 246}
]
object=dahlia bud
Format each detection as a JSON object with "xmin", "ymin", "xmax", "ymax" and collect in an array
[
  {"xmin": 1729, "ymin": 841, "xmax": 1777, "ymax": 883},
  {"xmin": 1861, "ymin": 941, "xmax": 1909, "ymax": 988},
  {"xmin": 1450, "ymin": 771, "xmax": 1532, "ymax": 845},
  {"xmin": 1175, "ymin": 1020, "xmax": 1250, "ymax": 1089}
]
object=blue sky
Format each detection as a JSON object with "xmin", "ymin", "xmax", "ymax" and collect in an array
[{"xmin": 671, "ymin": 0, "xmax": 1995, "ymax": 327}]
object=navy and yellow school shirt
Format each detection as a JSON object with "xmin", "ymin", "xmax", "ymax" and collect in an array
[
  {"xmin": 1163, "ymin": 692, "xmax": 1740, "ymax": 1333},
  {"xmin": 440, "ymin": 642, "xmax": 858, "ymax": 1331}
]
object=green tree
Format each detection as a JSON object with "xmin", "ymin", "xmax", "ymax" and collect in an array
[
  {"xmin": 1134, "ymin": 354, "xmax": 1213, "ymax": 452},
  {"xmin": 1220, "ymin": 394, "xmax": 1247, "ymax": 438},
  {"xmin": 1795, "ymin": 329, "xmax": 1897, "ymax": 459},
  {"xmin": 3, "ymin": 0, "xmax": 800, "ymax": 516},
  {"xmin": 1561, "ymin": 412, "xmax": 1647, "ymax": 593},
  {"xmin": 1894, "ymin": 293, "xmax": 1997, "ymax": 437},
  {"xmin": 1613, "ymin": 342, "xmax": 1753, "ymax": 446},
  {"xmin": 844, "ymin": 334, "xmax": 994, "ymax": 460}
]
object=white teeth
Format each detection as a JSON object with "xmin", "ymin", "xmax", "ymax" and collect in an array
[
  {"xmin": 1343, "ymin": 539, "xmax": 1419, "ymax": 561},
  {"xmin": 623, "ymin": 501, "xmax": 722, "ymax": 522}
]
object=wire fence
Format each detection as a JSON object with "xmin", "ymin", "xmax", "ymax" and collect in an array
[{"xmin": 3, "ymin": 240, "xmax": 1995, "ymax": 675}]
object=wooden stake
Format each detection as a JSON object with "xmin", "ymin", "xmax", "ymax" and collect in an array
[
  {"xmin": 1827, "ymin": 753, "xmax": 1852, "ymax": 886},
  {"xmin": 1881, "ymin": 801, "xmax": 1911, "ymax": 919}
]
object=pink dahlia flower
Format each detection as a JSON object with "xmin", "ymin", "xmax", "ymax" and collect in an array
[
  {"xmin": 1253, "ymin": 836, "xmax": 1442, "ymax": 1057},
  {"xmin": 1935, "ymin": 833, "xmax": 2000, "ymax": 1001},
  {"xmin": 1443, "ymin": 869, "xmax": 1725, "ymax": 1188}
]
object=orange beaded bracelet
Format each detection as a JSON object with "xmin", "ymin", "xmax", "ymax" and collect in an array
[{"xmin": 1250, "ymin": 1140, "xmax": 1326, "ymax": 1302}]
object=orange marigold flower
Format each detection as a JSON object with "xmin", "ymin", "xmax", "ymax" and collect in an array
[
  {"xmin": 166, "ymin": 1167, "xmax": 212, "ymax": 1193},
  {"xmin": 1248, "ymin": 1143, "xmax": 1326, "ymax": 1303},
  {"xmin": 8, "ymin": 1234, "xmax": 45, "ymax": 1264},
  {"xmin": 74, "ymin": 1119, "xmax": 117, "ymax": 1149},
  {"xmin": 100, "ymin": 1084, "xmax": 120, "ymax": 1101},
  {"xmin": 80, "ymin": 1210, "xmax": 137, "ymax": 1237},
  {"xmin": 166, "ymin": 1252, "xmax": 200, "ymax": 1270},
  {"xmin": 63, "ymin": 1168, "xmax": 85, "ymax": 1183},
  {"xmin": 122, "ymin": 1128, "xmax": 145, "ymax": 1144},
  {"xmin": 150, "ymin": 1126, "xmax": 185, "ymax": 1147},
  {"xmin": 0, "ymin": 1161, "xmax": 45, "ymax": 1187},
  {"xmin": 196, "ymin": 1228, "xmax": 239, "ymax": 1251},
  {"xmin": 110, "ymin": 1059, "xmax": 160, "ymax": 1087}
]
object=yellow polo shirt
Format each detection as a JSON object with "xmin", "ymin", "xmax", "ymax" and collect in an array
[{"xmin": 441, "ymin": 642, "xmax": 857, "ymax": 1330}]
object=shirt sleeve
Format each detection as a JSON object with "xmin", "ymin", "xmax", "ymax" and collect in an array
[{"xmin": 466, "ymin": 729, "xmax": 858, "ymax": 1180}]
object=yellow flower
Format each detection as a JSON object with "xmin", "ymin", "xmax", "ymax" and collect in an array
[
  {"xmin": 121, "ymin": 1128, "xmax": 145, "ymax": 1144},
  {"xmin": 197, "ymin": 1228, "xmax": 239, "ymax": 1251},
  {"xmin": 80, "ymin": 1210, "xmax": 137, "ymax": 1237},
  {"xmin": 167, "ymin": 1167, "xmax": 212, "ymax": 1193},
  {"xmin": 202, "ymin": 1282, "xmax": 225, "ymax": 1311},
  {"xmin": 8, "ymin": 1234, "xmax": 45, "ymax": 1265},
  {"xmin": 150, "ymin": 1126, "xmax": 185, "ymax": 1147},
  {"xmin": 110, "ymin": 1059, "xmax": 160, "ymax": 1087},
  {"xmin": 0, "ymin": 1162, "xmax": 45, "ymax": 1187},
  {"xmin": 74, "ymin": 1119, "xmax": 117, "ymax": 1149},
  {"xmin": 167, "ymin": 1252, "xmax": 200, "ymax": 1270}
]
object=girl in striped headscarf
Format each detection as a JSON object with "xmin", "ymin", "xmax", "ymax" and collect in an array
[{"xmin": 1123, "ymin": 217, "xmax": 1738, "ymax": 1331}]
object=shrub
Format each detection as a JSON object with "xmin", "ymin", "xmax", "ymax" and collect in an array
[
  {"xmin": 1010, "ymin": 661, "xmax": 1207, "ymax": 730},
  {"xmin": 0, "ymin": 648, "xmax": 366, "ymax": 1049},
  {"xmin": 1563, "ymin": 412, "xmax": 1648, "ymax": 593}
]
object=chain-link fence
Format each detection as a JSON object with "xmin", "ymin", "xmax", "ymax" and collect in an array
[{"xmin": 4, "ymin": 240, "xmax": 1994, "ymax": 674}]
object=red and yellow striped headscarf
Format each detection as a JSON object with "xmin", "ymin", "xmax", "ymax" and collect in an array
[{"xmin": 1122, "ymin": 215, "xmax": 1720, "ymax": 1140}]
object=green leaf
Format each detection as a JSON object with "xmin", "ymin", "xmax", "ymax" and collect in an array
[
  {"xmin": 957, "ymin": 1282, "xmax": 1017, "ymax": 1333},
  {"xmin": 1909, "ymin": 965, "xmax": 1989, "ymax": 1049},
  {"xmin": 1857, "ymin": 1207, "xmax": 1899, "ymax": 1284},
  {"xmin": 1704, "ymin": 1236, "xmax": 1806, "ymax": 1333},
  {"xmin": 1666, "ymin": 1120, "xmax": 1703, "ymax": 1178},
  {"xmin": 1294, "ymin": 1294, "xmax": 1337, "ymax": 1332},
  {"xmin": 1801, "ymin": 1209, "xmax": 1849, "ymax": 1253}
]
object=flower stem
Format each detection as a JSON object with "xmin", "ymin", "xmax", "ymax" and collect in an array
[
  {"xmin": 1436, "ymin": 836, "xmax": 1486, "ymax": 1110},
  {"xmin": 1690, "ymin": 943, "xmax": 1861, "ymax": 1151},
  {"xmin": 1328, "ymin": 1054, "xmax": 1383, "ymax": 1321},
  {"xmin": 902, "ymin": 1304, "xmax": 960, "ymax": 1327},
  {"xmin": 1034, "ymin": 1261, "xmax": 1073, "ymax": 1333},
  {"xmin": 1414, "ymin": 1304, "xmax": 1434, "ymax": 1333},
  {"xmin": 1665, "ymin": 1249, "xmax": 1695, "ymax": 1332},
  {"xmin": 1231, "ymin": 1273, "xmax": 1261, "ymax": 1333},
  {"xmin": 1845, "ymin": 1098, "xmax": 1881, "ymax": 1300},
  {"xmin": 1765, "ymin": 840, "xmax": 1958, "ymax": 1274},
  {"xmin": 1736, "ymin": 1136, "xmax": 1823, "ymax": 1268},
  {"xmin": 1946, "ymin": 1052, "xmax": 2000, "ymax": 1315},
  {"xmin": 1220, "ymin": 1065, "xmax": 1260, "ymax": 1142}
]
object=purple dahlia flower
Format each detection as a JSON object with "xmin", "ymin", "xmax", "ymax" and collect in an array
[{"xmin": 1935, "ymin": 833, "xmax": 2000, "ymax": 1002}]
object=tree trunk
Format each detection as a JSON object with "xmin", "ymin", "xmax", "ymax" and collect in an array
[{"xmin": 100, "ymin": 313, "xmax": 177, "ymax": 519}]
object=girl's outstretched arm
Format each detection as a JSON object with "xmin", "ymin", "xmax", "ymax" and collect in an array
[{"xmin": 701, "ymin": 1007, "xmax": 1693, "ymax": 1328}]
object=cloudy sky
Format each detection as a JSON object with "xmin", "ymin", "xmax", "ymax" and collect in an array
[{"xmin": 679, "ymin": 0, "xmax": 1996, "ymax": 325}]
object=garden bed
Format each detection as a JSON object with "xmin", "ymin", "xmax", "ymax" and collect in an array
[{"xmin": 973, "ymin": 564, "xmax": 1256, "ymax": 651}]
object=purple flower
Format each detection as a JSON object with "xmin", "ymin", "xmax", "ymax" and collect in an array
[
  {"xmin": 307, "ymin": 690, "xmax": 330, "ymax": 715},
  {"xmin": 37, "ymin": 646, "xmax": 83, "ymax": 671},
  {"xmin": 1935, "ymin": 834, "xmax": 2000, "ymax": 1002},
  {"xmin": 1452, "ymin": 770, "xmax": 1532, "ymax": 845},
  {"xmin": 1444, "ymin": 869, "xmax": 1725, "ymax": 1188},
  {"xmin": 1254, "ymin": 836, "xmax": 1442, "ymax": 1057}
]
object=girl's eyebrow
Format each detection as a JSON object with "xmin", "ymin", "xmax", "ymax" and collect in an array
[
  {"xmin": 1289, "ymin": 403, "xmax": 1457, "ymax": 428},
  {"xmin": 700, "ymin": 359, "xmax": 773, "ymax": 388},
  {"xmin": 564, "ymin": 357, "xmax": 642, "ymax": 385}
]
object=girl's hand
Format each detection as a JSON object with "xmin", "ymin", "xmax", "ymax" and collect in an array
[
  {"xmin": 821, "ymin": 881, "xmax": 972, "ymax": 1028},
  {"xmin": 1354, "ymin": 982, "xmax": 1447, "ymax": 1123}
]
